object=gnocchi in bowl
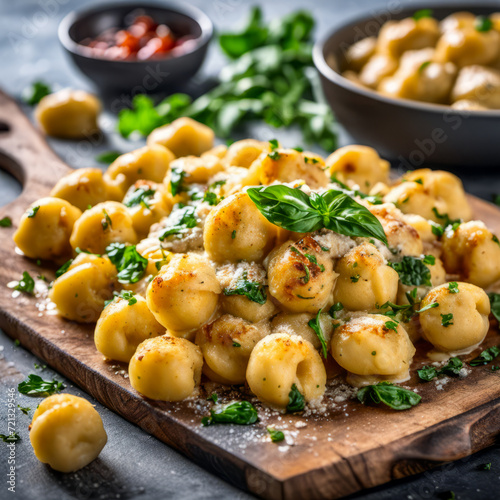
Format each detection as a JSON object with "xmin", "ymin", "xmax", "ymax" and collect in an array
[{"xmin": 11, "ymin": 117, "xmax": 500, "ymax": 415}]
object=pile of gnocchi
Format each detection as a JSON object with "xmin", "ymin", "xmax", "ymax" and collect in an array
[
  {"xmin": 11, "ymin": 117, "xmax": 500, "ymax": 413},
  {"xmin": 343, "ymin": 10, "xmax": 500, "ymax": 110}
]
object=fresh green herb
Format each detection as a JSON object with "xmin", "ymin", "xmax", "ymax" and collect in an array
[
  {"xmin": 247, "ymin": 185, "xmax": 388, "ymax": 244},
  {"xmin": 106, "ymin": 243, "xmax": 148, "ymax": 284},
  {"xmin": 55, "ymin": 259, "xmax": 73, "ymax": 278},
  {"xmin": 269, "ymin": 139, "xmax": 279, "ymax": 150},
  {"xmin": 384, "ymin": 320, "xmax": 399, "ymax": 333},
  {"xmin": 207, "ymin": 393, "xmax": 218, "ymax": 403},
  {"xmin": 34, "ymin": 363, "xmax": 46, "ymax": 370},
  {"xmin": 0, "ymin": 432, "xmax": 21, "ymax": 443},
  {"xmin": 371, "ymin": 351, "xmax": 376, "ymax": 356},
  {"xmin": 170, "ymin": 166, "xmax": 188, "ymax": 196},
  {"xmin": 388, "ymin": 256, "xmax": 433, "ymax": 287},
  {"xmin": 297, "ymin": 294, "xmax": 314, "ymax": 300},
  {"xmin": 75, "ymin": 247, "xmax": 97, "ymax": 255},
  {"xmin": 470, "ymin": 346, "xmax": 500, "ymax": 366},
  {"xmin": 292, "ymin": 146, "xmax": 304, "ymax": 152},
  {"xmin": 232, "ymin": 341, "xmax": 241, "ymax": 348},
  {"xmin": 492, "ymin": 365, "xmax": 500, "ymax": 371},
  {"xmin": 416, "ymin": 302, "xmax": 439, "ymax": 313},
  {"xmin": 430, "ymin": 222, "xmax": 444, "ymax": 237},
  {"xmin": 95, "ymin": 151, "xmax": 122, "ymax": 164},
  {"xmin": 223, "ymin": 272, "xmax": 266, "ymax": 304},
  {"xmin": 18, "ymin": 405, "xmax": 31, "ymax": 415},
  {"xmin": 301, "ymin": 264, "xmax": 310, "ymax": 283},
  {"xmin": 448, "ymin": 282, "xmax": 459, "ymax": 294},
  {"xmin": 482, "ymin": 462, "xmax": 492, "ymax": 471},
  {"xmin": 158, "ymin": 205, "xmax": 198, "ymax": 240},
  {"xmin": 493, "ymin": 194, "xmax": 500, "ymax": 206},
  {"xmin": 202, "ymin": 401, "xmax": 258, "ymax": 426},
  {"xmin": 231, "ymin": 230, "xmax": 237, "ymax": 239},
  {"xmin": 304, "ymin": 253, "xmax": 325, "ymax": 271},
  {"xmin": 308, "ymin": 309, "xmax": 327, "ymax": 358},
  {"xmin": 8, "ymin": 271, "xmax": 35, "ymax": 295},
  {"xmin": 27, "ymin": 206, "xmax": 40, "ymax": 218},
  {"xmin": 330, "ymin": 174, "xmax": 383, "ymax": 205},
  {"xmin": 413, "ymin": 9, "xmax": 433, "ymax": 20},
  {"xmin": 350, "ymin": 274, "xmax": 360, "ymax": 283},
  {"xmin": 202, "ymin": 181, "xmax": 225, "ymax": 206},
  {"xmin": 18, "ymin": 374, "xmax": 65, "ymax": 396},
  {"xmin": 418, "ymin": 61, "xmax": 431, "ymax": 74},
  {"xmin": 123, "ymin": 186, "xmax": 155, "ymax": 209},
  {"xmin": 104, "ymin": 290, "xmax": 137, "ymax": 308},
  {"xmin": 441, "ymin": 313, "xmax": 454, "ymax": 327},
  {"xmin": 14, "ymin": 339, "xmax": 20, "ymax": 347},
  {"xmin": 287, "ymin": 383, "xmax": 305, "ymax": 413},
  {"xmin": 493, "ymin": 235, "xmax": 500, "ymax": 247},
  {"xmin": 475, "ymin": 15, "xmax": 493, "ymax": 32},
  {"xmin": 418, "ymin": 357, "xmax": 463, "ymax": 381},
  {"xmin": 357, "ymin": 382, "xmax": 421, "ymax": 410},
  {"xmin": 304, "ymin": 156, "xmax": 319, "ymax": 164},
  {"xmin": 329, "ymin": 302, "xmax": 343, "ymax": 318},
  {"xmin": 0, "ymin": 216, "xmax": 12, "ymax": 227},
  {"xmin": 432, "ymin": 208, "xmax": 461, "ymax": 231},
  {"xmin": 445, "ymin": 491, "xmax": 456, "ymax": 500},
  {"xmin": 23, "ymin": 80, "xmax": 51, "ymax": 105},
  {"xmin": 488, "ymin": 293, "xmax": 500, "ymax": 322},
  {"xmin": 101, "ymin": 209, "xmax": 112, "ymax": 230},
  {"xmin": 268, "ymin": 150, "xmax": 281, "ymax": 161},
  {"xmin": 267, "ymin": 427, "xmax": 285, "ymax": 442}
]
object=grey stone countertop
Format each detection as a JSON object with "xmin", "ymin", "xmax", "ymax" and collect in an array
[{"xmin": 0, "ymin": 0, "xmax": 498, "ymax": 499}]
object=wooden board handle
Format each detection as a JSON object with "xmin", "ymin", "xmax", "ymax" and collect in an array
[{"xmin": 0, "ymin": 89, "xmax": 72, "ymax": 204}]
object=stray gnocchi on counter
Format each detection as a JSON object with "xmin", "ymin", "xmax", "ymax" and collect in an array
[
  {"xmin": 343, "ymin": 9, "xmax": 500, "ymax": 110},
  {"xmin": 10, "ymin": 118, "xmax": 500, "ymax": 427}
]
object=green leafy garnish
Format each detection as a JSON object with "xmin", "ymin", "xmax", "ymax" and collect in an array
[
  {"xmin": 432, "ymin": 208, "xmax": 461, "ymax": 232},
  {"xmin": 384, "ymin": 320, "xmax": 399, "ymax": 333},
  {"xmin": 329, "ymin": 302, "xmax": 343, "ymax": 318},
  {"xmin": 27, "ymin": 206, "xmax": 40, "ymax": 218},
  {"xmin": 159, "ymin": 205, "xmax": 198, "ymax": 240},
  {"xmin": 418, "ymin": 357, "xmax": 463, "ymax": 381},
  {"xmin": 247, "ymin": 185, "xmax": 388, "ymax": 245},
  {"xmin": 104, "ymin": 290, "xmax": 137, "ymax": 308},
  {"xmin": 475, "ymin": 16, "xmax": 493, "ymax": 32},
  {"xmin": 470, "ymin": 346, "xmax": 500, "ymax": 366},
  {"xmin": 23, "ymin": 81, "xmax": 51, "ymax": 105},
  {"xmin": 387, "ymin": 256, "xmax": 433, "ymax": 287},
  {"xmin": 170, "ymin": 165, "xmax": 188, "ymax": 196},
  {"xmin": 441, "ymin": 313, "xmax": 454, "ymax": 327},
  {"xmin": 330, "ymin": 174, "xmax": 383, "ymax": 205},
  {"xmin": 106, "ymin": 243, "xmax": 148, "ymax": 284},
  {"xmin": 0, "ymin": 432, "xmax": 21, "ymax": 443},
  {"xmin": 308, "ymin": 309, "xmax": 327, "ymax": 358},
  {"xmin": 287, "ymin": 383, "xmax": 305, "ymax": 413},
  {"xmin": 448, "ymin": 282, "xmax": 459, "ymax": 294},
  {"xmin": 0, "ymin": 216, "xmax": 12, "ymax": 227},
  {"xmin": 123, "ymin": 186, "xmax": 155, "ymax": 208},
  {"xmin": 95, "ymin": 151, "xmax": 121, "ymax": 164},
  {"xmin": 18, "ymin": 405, "xmax": 31, "ymax": 415},
  {"xmin": 418, "ymin": 61, "xmax": 431, "ymax": 74},
  {"xmin": 8, "ymin": 271, "xmax": 35, "ymax": 295},
  {"xmin": 55, "ymin": 259, "xmax": 73, "ymax": 278},
  {"xmin": 101, "ymin": 210, "xmax": 112, "ymax": 231},
  {"xmin": 267, "ymin": 427, "xmax": 285, "ymax": 443},
  {"xmin": 350, "ymin": 274, "xmax": 360, "ymax": 283},
  {"xmin": 207, "ymin": 393, "xmax": 218, "ymax": 403},
  {"xmin": 18, "ymin": 374, "xmax": 65, "ymax": 396},
  {"xmin": 413, "ymin": 9, "xmax": 433, "ymax": 20},
  {"xmin": 488, "ymin": 292, "xmax": 500, "ymax": 322},
  {"xmin": 202, "ymin": 401, "xmax": 258, "ymax": 426},
  {"xmin": 482, "ymin": 463, "xmax": 492, "ymax": 471},
  {"xmin": 202, "ymin": 180, "xmax": 226, "ymax": 206},
  {"xmin": 357, "ymin": 382, "xmax": 421, "ymax": 410},
  {"xmin": 223, "ymin": 272, "xmax": 266, "ymax": 304}
]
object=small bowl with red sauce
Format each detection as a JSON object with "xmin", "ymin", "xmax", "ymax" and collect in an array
[{"xmin": 58, "ymin": 2, "xmax": 213, "ymax": 93}]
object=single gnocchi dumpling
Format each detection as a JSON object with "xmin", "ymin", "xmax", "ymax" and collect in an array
[
  {"xmin": 35, "ymin": 89, "xmax": 101, "ymax": 139},
  {"xmin": 13, "ymin": 197, "xmax": 82, "ymax": 261},
  {"xmin": 267, "ymin": 236, "xmax": 337, "ymax": 313},
  {"xmin": 224, "ymin": 139, "xmax": 270, "ymax": 168},
  {"xmin": 333, "ymin": 242, "xmax": 399, "ymax": 311},
  {"xmin": 359, "ymin": 53, "xmax": 399, "ymax": 88},
  {"xmin": 104, "ymin": 145, "xmax": 175, "ymax": 196},
  {"xmin": 451, "ymin": 65, "xmax": 500, "ymax": 109},
  {"xmin": 326, "ymin": 145, "xmax": 390, "ymax": 193},
  {"xmin": 147, "ymin": 117, "xmax": 214, "ymax": 158},
  {"xmin": 246, "ymin": 332, "xmax": 326, "ymax": 409},
  {"xmin": 330, "ymin": 314, "xmax": 416, "ymax": 386},
  {"xmin": 441, "ymin": 221, "xmax": 500, "ymax": 288},
  {"xmin": 146, "ymin": 253, "xmax": 221, "ymax": 334},
  {"xmin": 419, "ymin": 282, "xmax": 490, "ymax": 352},
  {"xmin": 70, "ymin": 201, "xmax": 137, "ymax": 254},
  {"xmin": 204, "ymin": 192, "xmax": 278, "ymax": 263},
  {"xmin": 29, "ymin": 394, "xmax": 107, "ymax": 473},
  {"xmin": 195, "ymin": 315, "xmax": 270, "ymax": 384},
  {"xmin": 345, "ymin": 36, "xmax": 377, "ymax": 72},
  {"xmin": 129, "ymin": 335, "xmax": 203, "ymax": 401},
  {"xmin": 94, "ymin": 294, "xmax": 165, "ymax": 363},
  {"xmin": 50, "ymin": 168, "xmax": 123, "ymax": 211},
  {"xmin": 49, "ymin": 253, "xmax": 117, "ymax": 323}
]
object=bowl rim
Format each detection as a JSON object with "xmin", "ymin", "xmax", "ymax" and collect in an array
[
  {"xmin": 58, "ymin": 0, "xmax": 213, "ymax": 64},
  {"xmin": 312, "ymin": 2, "xmax": 500, "ymax": 119}
]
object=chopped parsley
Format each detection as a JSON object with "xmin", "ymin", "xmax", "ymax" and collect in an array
[
  {"xmin": 441, "ymin": 313, "xmax": 454, "ymax": 327},
  {"xmin": 8, "ymin": 271, "xmax": 35, "ymax": 295},
  {"xmin": 413, "ymin": 8, "xmax": 433, "ymax": 20},
  {"xmin": 448, "ymin": 282, "xmax": 459, "ymax": 294},
  {"xmin": 207, "ymin": 393, "xmax": 218, "ymax": 403},
  {"xmin": 350, "ymin": 274, "xmax": 360, "ymax": 283},
  {"xmin": 18, "ymin": 405, "xmax": 31, "ymax": 415},
  {"xmin": 267, "ymin": 427, "xmax": 285, "ymax": 442},
  {"xmin": 475, "ymin": 15, "xmax": 493, "ymax": 32},
  {"xmin": 268, "ymin": 150, "xmax": 281, "ymax": 161},
  {"xmin": 202, "ymin": 401, "xmax": 258, "ymax": 426},
  {"xmin": 232, "ymin": 341, "xmax": 241, "ymax": 348},
  {"xmin": 0, "ymin": 216, "xmax": 12, "ymax": 227},
  {"xmin": 106, "ymin": 243, "xmax": 148, "ymax": 284},
  {"xmin": 101, "ymin": 209, "xmax": 112, "ymax": 230},
  {"xmin": 388, "ymin": 256, "xmax": 434, "ymax": 287},
  {"xmin": 95, "ymin": 150, "xmax": 122, "ymax": 164},
  {"xmin": 470, "ymin": 345, "xmax": 500, "ymax": 366},
  {"xmin": 27, "ymin": 206, "xmax": 40, "ymax": 218},
  {"xmin": 432, "ymin": 208, "xmax": 461, "ymax": 232},
  {"xmin": 418, "ymin": 357, "xmax": 463, "ymax": 381},
  {"xmin": 158, "ymin": 205, "xmax": 198, "ymax": 240},
  {"xmin": 223, "ymin": 272, "xmax": 266, "ymax": 305},
  {"xmin": 104, "ymin": 290, "xmax": 137, "ymax": 308},
  {"xmin": 55, "ymin": 259, "xmax": 73, "ymax": 278},
  {"xmin": 308, "ymin": 309, "xmax": 328, "ymax": 358},
  {"xmin": 287, "ymin": 384, "xmax": 305, "ymax": 413},
  {"xmin": 269, "ymin": 139, "xmax": 279, "ymax": 150},
  {"xmin": 488, "ymin": 293, "xmax": 500, "ymax": 322},
  {"xmin": 23, "ymin": 81, "xmax": 51, "ymax": 105},
  {"xmin": 170, "ymin": 165, "xmax": 188, "ymax": 196},
  {"xmin": 384, "ymin": 320, "xmax": 399, "ymax": 333},
  {"xmin": 329, "ymin": 302, "xmax": 343, "ymax": 318},
  {"xmin": 0, "ymin": 432, "xmax": 21, "ymax": 443},
  {"xmin": 231, "ymin": 230, "xmax": 237, "ymax": 239},
  {"xmin": 18, "ymin": 374, "xmax": 65, "ymax": 396},
  {"xmin": 123, "ymin": 186, "xmax": 155, "ymax": 209}
]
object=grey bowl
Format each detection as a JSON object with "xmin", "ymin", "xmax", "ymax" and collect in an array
[
  {"xmin": 313, "ymin": 3, "xmax": 500, "ymax": 168},
  {"xmin": 58, "ymin": 1, "xmax": 213, "ymax": 94}
]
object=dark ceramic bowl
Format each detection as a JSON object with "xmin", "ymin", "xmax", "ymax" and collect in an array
[
  {"xmin": 58, "ymin": 2, "xmax": 213, "ymax": 94},
  {"xmin": 313, "ymin": 3, "xmax": 500, "ymax": 168}
]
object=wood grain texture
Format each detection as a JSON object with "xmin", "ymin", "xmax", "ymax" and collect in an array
[{"xmin": 0, "ymin": 89, "xmax": 499, "ymax": 500}]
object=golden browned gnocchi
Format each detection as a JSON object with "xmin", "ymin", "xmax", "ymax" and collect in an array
[
  {"xmin": 29, "ymin": 394, "xmax": 107, "ymax": 472},
  {"xmin": 94, "ymin": 294, "xmax": 165, "ymax": 362},
  {"xmin": 13, "ymin": 197, "xmax": 82, "ymax": 261},
  {"xmin": 419, "ymin": 282, "xmax": 490, "ymax": 352},
  {"xmin": 246, "ymin": 333, "xmax": 326, "ymax": 408},
  {"xmin": 129, "ymin": 335, "xmax": 203, "ymax": 401},
  {"xmin": 35, "ymin": 89, "xmax": 101, "ymax": 139}
]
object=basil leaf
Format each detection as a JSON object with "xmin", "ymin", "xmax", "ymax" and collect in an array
[
  {"xmin": 308, "ymin": 309, "xmax": 327, "ymax": 358},
  {"xmin": 418, "ymin": 357, "xmax": 462, "ymax": 381},
  {"xmin": 106, "ymin": 243, "xmax": 148, "ymax": 284},
  {"xmin": 417, "ymin": 366, "xmax": 438, "ymax": 382},
  {"xmin": 95, "ymin": 151, "xmax": 121, "ymax": 164},
  {"xmin": 488, "ymin": 293, "xmax": 500, "ymax": 322},
  {"xmin": 388, "ymin": 256, "xmax": 433, "ymax": 287},
  {"xmin": 158, "ymin": 205, "xmax": 198, "ymax": 240},
  {"xmin": 123, "ymin": 187, "xmax": 155, "ymax": 208},
  {"xmin": 18, "ymin": 374, "xmax": 65, "ymax": 396},
  {"xmin": 170, "ymin": 165, "xmax": 188, "ymax": 196},
  {"xmin": 23, "ymin": 81, "xmax": 51, "ymax": 105},
  {"xmin": 267, "ymin": 427, "xmax": 285, "ymax": 443},
  {"xmin": 223, "ymin": 273, "xmax": 266, "ymax": 305},
  {"xmin": 8, "ymin": 271, "xmax": 35, "ymax": 295},
  {"xmin": 470, "ymin": 346, "xmax": 500, "ymax": 366},
  {"xmin": 357, "ymin": 382, "xmax": 421, "ymax": 410},
  {"xmin": 202, "ymin": 401, "xmax": 258, "ymax": 426},
  {"xmin": 247, "ymin": 185, "xmax": 388, "ymax": 245},
  {"xmin": 0, "ymin": 432, "xmax": 21, "ymax": 443},
  {"xmin": 0, "ymin": 216, "xmax": 12, "ymax": 227},
  {"xmin": 287, "ymin": 383, "xmax": 305, "ymax": 413}
]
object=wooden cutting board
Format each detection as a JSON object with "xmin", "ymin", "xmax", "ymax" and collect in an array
[{"xmin": 0, "ymin": 89, "xmax": 499, "ymax": 500}]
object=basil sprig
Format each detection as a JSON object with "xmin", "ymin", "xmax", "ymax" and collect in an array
[
  {"xmin": 357, "ymin": 382, "xmax": 421, "ymax": 410},
  {"xmin": 202, "ymin": 401, "xmax": 258, "ymax": 426},
  {"xmin": 246, "ymin": 185, "xmax": 388, "ymax": 245}
]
